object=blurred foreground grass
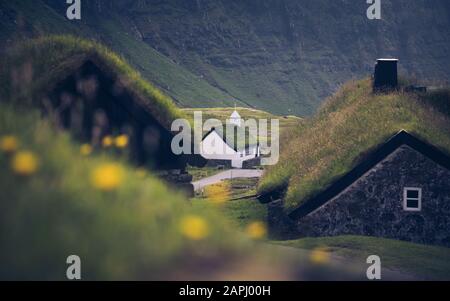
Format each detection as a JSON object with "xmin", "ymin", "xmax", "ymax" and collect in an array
[
  {"xmin": 0, "ymin": 103, "xmax": 409, "ymax": 280},
  {"xmin": 0, "ymin": 103, "xmax": 249, "ymax": 280}
]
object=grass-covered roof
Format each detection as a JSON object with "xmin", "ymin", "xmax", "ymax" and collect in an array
[
  {"xmin": 258, "ymin": 79, "xmax": 450, "ymax": 211},
  {"xmin": 0, "ymin": 35, "xmax": 185, "ymax": 129}
]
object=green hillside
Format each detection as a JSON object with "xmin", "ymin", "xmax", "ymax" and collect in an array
[
  {"xmin": 2, "ymin": 0, "xmax": 450, "ymax": 116},
  {"xmin": 258, "ymin": 79, "xmax": 450, "ymax": 210},
  {"xmin": 0, "ymin": 0, "xmax": 244, "ymax": 109},
  {"xmin": 182, "ymin": 107, "xmax": 302, "ymax": 142}
]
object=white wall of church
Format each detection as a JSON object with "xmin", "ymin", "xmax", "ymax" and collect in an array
[
  {"xmin": 200, "ymin": 109, "xmax": 260, "ymax": 168},
  {"xmin": 200, "ymin": 130, "xmax": 238, "ymax": 160}
]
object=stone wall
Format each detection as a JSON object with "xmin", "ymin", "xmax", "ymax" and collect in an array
[
  {"xmin": 292, "ymin": 145, "xmax": 450, "ymax": 247},
  {"xmin": 205, "ymin": 159, "xmax": 232, "ymax": 169},
  {"xmin": 205, "ymin": 157, "xmax": 261, "ymax": 169}
]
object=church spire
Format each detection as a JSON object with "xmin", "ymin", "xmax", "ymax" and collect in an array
[{"xmin": 230, "ymin": 105, "xmax": 241, "ymax": 127}]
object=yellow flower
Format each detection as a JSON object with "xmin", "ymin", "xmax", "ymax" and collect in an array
[
  {"xmin": 90, "ymin": 163, "xmax": 124, "ymax": 191},
  {"xmin": 0, "ymin": 135, "xmax": 19, "ymax": 153},
  {"xmin": 11, "ymin": 151, "xmax": 39, "ymax": 176},
  {"xmin": 204, "ymin": 182, "xmax": 230, "ymax": 204},
  {"xmin": 102, "ymin": 135, "xmax": 113, "ymax": 148},
  {"xmin": 245, "ymin": 221, "xmax": 267, "ymax": 239},
  {"xmin": 114, "ymin": 134, "xmax": 129, "ymax": 148},
  {"xmin": 80, "ymin": 144, "xmax": 93, "ymax": 156},
  {"xmin": 180, "ymin": 215, "xmax": 209, "ymax": 240},
  {"xmin": 309, "ymin": 248, "xmax": 330, "ymax": 265}
]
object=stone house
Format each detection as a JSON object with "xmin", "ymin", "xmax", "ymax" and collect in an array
[{"xmin": 272, "ymin": 131, "xmax": 450, "ymax": 247}]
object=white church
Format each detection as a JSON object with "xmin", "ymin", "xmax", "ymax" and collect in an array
[{"xmin": 200, "ymin": 109, "xmax": 260, "ymax": 168}]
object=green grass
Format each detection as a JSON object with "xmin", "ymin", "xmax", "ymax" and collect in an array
[
  {"xmin": 192, "ymin": 197, "xmax": 267, "ymax": 229},
  {"xmin": 182, "ymin": 107, "xmax": 302, "ymax": 143},
  {"xmin": 227, "ymin": 178, "xmax": 260, "ymax": 199},
  {"xmin": 0, "ymin": 103, "xmax": 249, "ymax": 280},
  {"xmin": 218, "ymin": 198, "xmax": 267, "ymax": 229},
  {"xmin": 259, "ymin": 79, "xmax": 450, "ymax": 210},
  {"xmin": 187, "ymin": 165, "xmax": 227, "ymax": 182},
  {"xmin": 274, "ymin": 236, "xmax": 450, "ymax": 280},
  {"xmin": 192, "ymin": 178, "xmax": 266, "ymax": 229},
  {"xmin": 194, "ymin": 178, "xmax": 259, "ymax": 200},
  {"xmin": 94, "ymin": 14, "xmax": 242, "ymax": 108}
]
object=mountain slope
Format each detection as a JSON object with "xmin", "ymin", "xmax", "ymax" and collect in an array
[
  {"xmin": 0, "ymin": 0, "xmax": 243, "ymax": 108},
  {"xmin": 2, "ymin": 0, "xmax": 450, "ymax": 116},
  {"xmin": 125, "ymin": 0, "xmax": 450, "ymax": 116}
]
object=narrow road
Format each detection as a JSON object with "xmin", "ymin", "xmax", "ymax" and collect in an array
[{"xmin": 192, "ymin": 169, "xmax": 264, "ymax": 191}]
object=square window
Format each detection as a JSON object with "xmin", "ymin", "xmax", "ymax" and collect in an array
[
  {"xmin": 403, "ymin": 187, "xmax": 422, "ymax": 211},
  {"xmin": 407, "ymin": 190, "xmax": 419, "ymax": 199},
  {"xmin": 406, "ymin": 199, "xmax": 419, "ymax": 209}
]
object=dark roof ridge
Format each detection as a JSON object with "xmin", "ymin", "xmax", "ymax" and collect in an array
[{"xmin": 202, "ymin": 126, "xmax": 259, "ymax": 151}]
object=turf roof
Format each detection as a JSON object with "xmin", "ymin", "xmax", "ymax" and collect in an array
[
  {"xmin": 258, "ymin": 79, "xmax": 450, "ymax": 211},
  {"xmin": 0, "ymin": 35, "xmax": 185, "ymax": 129}
]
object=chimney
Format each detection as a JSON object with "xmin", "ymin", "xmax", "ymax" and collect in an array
[{"xmin": 373, "ymin": 58, "xmax": 398, "ymax": 92}]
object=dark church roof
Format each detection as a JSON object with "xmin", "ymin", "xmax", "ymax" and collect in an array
[{"xmin": 289, "ymin": 130, "xmax": 450, "ymax": 220}]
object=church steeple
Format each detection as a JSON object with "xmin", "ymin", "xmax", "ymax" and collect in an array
[{"xmin": 230, "ymin": 105, "xmax": 242, "ymax": 127}]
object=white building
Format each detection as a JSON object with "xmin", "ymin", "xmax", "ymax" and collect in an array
[
  {"xmin": 200, "ymin": 110, "xmax": 260, "ymax": 168},
  {"xmin": 229, "ymin": 109, "xmax": 242, "ymax": 127}
]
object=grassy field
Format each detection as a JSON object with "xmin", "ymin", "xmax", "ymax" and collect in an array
[
  {"xmin": 192, "ymin": 197, "xmax": 267, "ymax": 230},
  {"xmin": 274, "ymin": 236, "xmax": 450, "ymax": 280},
  {"xmin": 182, "ymin": 107, "xmax": 302, "ymax": 144},
  {"xmin": 187, "ymin": 165, "xmax": 228, "ymax": 182},
  {"xmin": 259, "ymin": 79, "xmax": 450, "ymax": 210},
  {"xmin": 192, "ymin": 178, "xmax": 267, "ymax": 229},
  {"xmin": 182, "ymin": 107, "xmax": 301, "ymax": 125},
  {"xmin": 0, "ymin": 103, "xmax": 252, "ymax": 280}
]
